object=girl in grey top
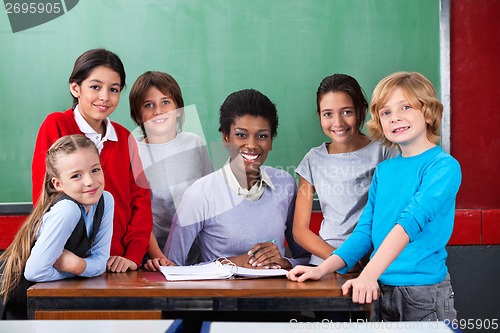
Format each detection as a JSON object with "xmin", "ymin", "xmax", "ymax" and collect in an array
[{"xmin": 293, "ymin": 74, "xmax": 397, "ymax": 266}]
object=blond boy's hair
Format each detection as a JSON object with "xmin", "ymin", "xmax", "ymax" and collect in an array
[{"xmin": 367, "ymin": 72, "xmax": 443, "ymax": 147}]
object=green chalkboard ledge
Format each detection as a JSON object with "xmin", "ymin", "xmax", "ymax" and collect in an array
[{"xmin": 0, "ymin": 203, "xmax": 33, "ymax": 215}]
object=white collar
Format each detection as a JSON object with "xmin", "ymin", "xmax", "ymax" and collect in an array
[
  {"xmin": 73, "ymin": 105, "xmax": 118, "ymax": 153},
  {"xmin": 222, "ymin": 159, "xmax": 275, "ymax": 201}
]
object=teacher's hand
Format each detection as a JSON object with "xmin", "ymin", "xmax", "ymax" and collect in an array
[{"xmin": 247, "ymin": 241, "xmax": 291, "ymax": 269}]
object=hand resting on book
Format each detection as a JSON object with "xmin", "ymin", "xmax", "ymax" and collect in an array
[
  {"xmin": 223, "ymin": 240, "xmax": 291, "ymax": 270},
  {"xmin": 159, "ymin": 259, "xmax": 289, "ymax": 281}
]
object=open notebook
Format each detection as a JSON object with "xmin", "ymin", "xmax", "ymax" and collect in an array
[{"xmin": 159, "ymin": 259, "xmax": 288, "ymax": 281}]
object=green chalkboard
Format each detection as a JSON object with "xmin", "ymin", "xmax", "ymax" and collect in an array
[{"xmin": 0, "ymin": 0, "xmax": 440, "ymax": 203}]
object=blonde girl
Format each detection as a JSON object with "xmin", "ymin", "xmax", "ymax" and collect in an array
[{"xmin": 1, "ymin": 135, "xmax": 113, "ymax": 319}]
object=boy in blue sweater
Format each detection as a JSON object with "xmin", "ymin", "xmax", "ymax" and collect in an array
[{"xmin": 287, "ymin": 72, "xmax": 461, "ymax": 321}]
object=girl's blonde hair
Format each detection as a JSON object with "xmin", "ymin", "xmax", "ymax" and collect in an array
[
  {"xmin": 0, "ymin": 135, "xmax": 98, "ymax": 303},
  {"xmin": 367, "ymin": 71, "xmax": 443, "ymax": 147}
]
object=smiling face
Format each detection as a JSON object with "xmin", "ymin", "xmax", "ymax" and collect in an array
[
  {"xmin": 70, "ymin": 65, "xmax": 122, "ymax": 133},
  {"xmin": 378, "ymin": 87, "xmax": 434, "ymax": 156},
  {"xmin": 222, "ymin": 115, "xmax": 273, "ymax": 188},
  {"xmin": 140, "ymin": 87, "xmax": 180, "ymax": 143},
  {"xmin": 319, "ymin": 91, "xmax": 365, "ymax": 153},
  {"xmin": 51, "ymin": 147, "xmax": 104, "ymax": 212}
]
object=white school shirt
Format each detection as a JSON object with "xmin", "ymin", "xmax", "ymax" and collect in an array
[
  {"xmin": 73, "ymin": 105, "xmax": 118, "ymax": 153},
  {"xmin": 222, "ymin": 160, "xmax": 275, "ymax": 201}
]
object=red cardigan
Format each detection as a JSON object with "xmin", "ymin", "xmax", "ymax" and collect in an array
[{"xmin": 32, "ymin": 109, "xmax": 152, "ymax": 266}]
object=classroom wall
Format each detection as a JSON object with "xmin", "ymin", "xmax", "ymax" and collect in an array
[
  {"xmin": 447, "ymin": 0, "xmax": 500, "ymax": 245},
  {"xmin": 451, "ymin": 0, "xmax": 500, "ymax": 210}
]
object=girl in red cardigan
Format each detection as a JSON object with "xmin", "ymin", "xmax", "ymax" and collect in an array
[{"xmin": 31, "ymin": 49, "xmax": 152, "ymax": 273}]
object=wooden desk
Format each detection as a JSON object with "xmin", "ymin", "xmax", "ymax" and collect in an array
[{"xmin": 27, "ymin": 271, "xmax": 376, "ymax": 323}]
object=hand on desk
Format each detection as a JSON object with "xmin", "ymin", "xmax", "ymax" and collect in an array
[
  {"xmin": 143, "ymin": 256, "xmax": 176, "ymax": 271},
  {"xmin": 107, "ymin": 255, "xmax": 138, "ymax": 273},
  {"xmin": 287, "ymin": 264, "xmax": 380, "ymax": 304},
  {"xmin": 247, "ymin": 241, "xmax": 292, "ymax": 270},
  {"xmin": 286, "ymin": 265, "xmax": 324, "ymax": 282},
  {"xmin": 221, "ymin": 241, "xmax": 291, "ymax": 269}
]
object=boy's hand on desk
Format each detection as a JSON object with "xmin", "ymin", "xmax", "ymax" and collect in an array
[
  {"xmin": 143, "ymin": 257, "xmax": 175, "ymax": 271},
  {"xmin": 107, "ymin": 256, "xmax": 138, "ymax": 273}
]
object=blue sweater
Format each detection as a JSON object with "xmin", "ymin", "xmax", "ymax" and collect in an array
[
  {"xmin": 334, "ymin": 146, "xmax": 461, "ymax": 286},
  {"xmin": 165, "ymin": 166, "xmax": 310, "ymax": 267}
]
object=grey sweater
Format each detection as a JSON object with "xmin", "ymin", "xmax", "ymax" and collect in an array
[
  {"xmin": 137, "ymin": 132, "xmax": 214, "ymax": 250},
  {"xmin": 164, "ymin": 166, "xmax": 310, "ymax": 267}
]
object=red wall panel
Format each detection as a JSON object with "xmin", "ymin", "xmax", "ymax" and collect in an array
[
  {"xmin": 0, "ymin": 215, "xmax": 25, "ymax": 250},
  {"xmin": 451, "ymin": 0, "xmax": 500, "ymax": 209}
]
